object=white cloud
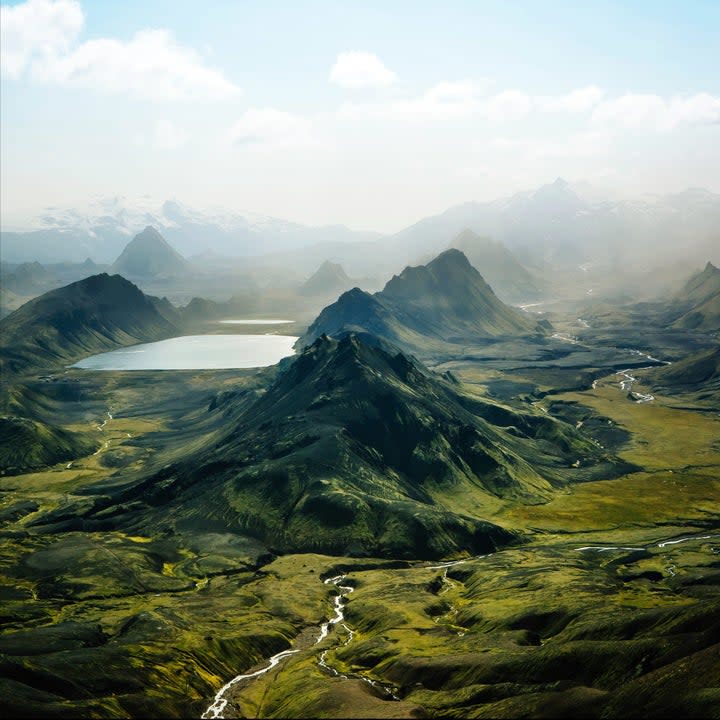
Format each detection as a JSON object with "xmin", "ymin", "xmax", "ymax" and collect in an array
[
  {"xmin": 2, "ymin": 0, "xmax": 241, "ymax": 101},
  {"xmin": 227, "ymin": 108, "xmax": 322, "ymax": 151},
  {"xmin": 153, "ymin": 120, "xmax": 188, "ymax": 150},
  {"xmin": 591, "ymin": 92, "xmax": 720, "ymax": 131},
  {"xmin": 478, "ymin": 90, "xmax": 533, "ymax": 122},
  {"xmin": 489, "ymin": 130, "xmax": 612, "ymax": 159},
  {"xmin": 538, "ymin": 86, "xmax": 605, "ymax": 113},
  {"xmin": 1, "ymin": 0, "xmax": 83, "ymax": 77},
  {"xmin": 338, "ymin": 81, "xmax": 490, "ymax": 120},
  {"xmin": 330, "ymin": 51, "xmax": 396, "ymax": 88}
]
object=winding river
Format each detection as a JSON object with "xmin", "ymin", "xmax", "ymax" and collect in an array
[{"xmin": 202, "ymin": 575, "xmax": 357, "ymax": 719}]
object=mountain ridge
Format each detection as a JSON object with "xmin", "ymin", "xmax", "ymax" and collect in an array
[
  {"xmin": 0, "ymin": 273, "xmax": 182, "ymax": 374},
  {"xmin": 299, "ymin": 249, "xmax": 545, "ymax": 356}
]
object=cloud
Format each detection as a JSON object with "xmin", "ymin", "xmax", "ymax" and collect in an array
[
  {"xmin": 538, "ymin": 86, "xmax": 605, "ymax": 113},
  {"xmin": 227, "ymin": 108, "xmax": 322, "ymax": 150},
  {"xmin": 591, "ymin": 92, "xmax": 720, "ymax": 131},
  {"xmin": 478, "ymin": 90, "xmax": 533, "ymax": 122},
  {"xmin": 1, "ymin": 0, "xmax": 83, "ymax": 77},
  {"xmin": 338, "ymin": 81, "xmax": 491, "ymax": 120},
  {"xmin": 489, "ymin": 130, "xmax": 612, "ymax": 159},
  {"xmin": 1, "ymin": 0, "xmax": 241, "ymax": 101},
  {"xmin": 153, "ymin": 120, "xmax": 188, "ymax": 150},
  {"xmin": 330, "ymin": 51, "xmax": 396, "ymax": 88}
]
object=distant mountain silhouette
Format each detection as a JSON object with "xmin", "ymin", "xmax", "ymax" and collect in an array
[
  {"xmin": 450, "ymin": 230, "xmax": 542, "ymax": 302},
  {"xmin": 0, "ymin": 273, "xmax": 181, "ymax": 374},
  {"xmin": 299, "ymin": 249, "xmax": 544, "ymax": 355},
  {"xmin": 299, "ymin": 260, "xmax": 352, "ymax": 296},
  {"xmin": 112, "ymin": 226, "xmax": 187, "ymax": 277}
]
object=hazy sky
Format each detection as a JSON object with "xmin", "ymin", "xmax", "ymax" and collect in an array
[{"xmin": 2, "ymin": 0, "xmax": 719, "ymax": 232}]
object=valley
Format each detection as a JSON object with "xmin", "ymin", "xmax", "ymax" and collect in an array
[{"xmin": 1, "ymin": 253, "xmax": 718, "ymax": 717}]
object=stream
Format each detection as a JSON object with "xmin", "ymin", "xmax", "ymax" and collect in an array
[
  {"xmin": 203, "ymin": 574, "xmax": 384, "ymax": 719},
  {"xmin": 202, "ymin": 560, "xmax": 485, "ymax": 718}
]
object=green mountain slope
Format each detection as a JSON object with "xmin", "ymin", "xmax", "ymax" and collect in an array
[
  {"xmin": 111, "ymin": 226, "xmax": 188, "ymax": 277},
  {"xmin": 64, "ymin": 335, "xmax": 626, "ymax": 559},
  {"xmin": 671, "ymin": 262, "xmax": 720, "ymax": 332},
  {"xmin": 0, "ymin": 416, "xmax": 98, "ymax": 475},
  {"xmin": 299, "ymin": 250, "xmax": 544, "ymax": 356},
  {"xmin": 653, "ymin": 345, "xmax": 720, "ymax": 388},
  {"xmin": 450, "ymin": 229, "xmax": 542, "ymax": 302},
  {"xmin": 0, "ymin": 273, "xmax": 182, "ymax": 374}
]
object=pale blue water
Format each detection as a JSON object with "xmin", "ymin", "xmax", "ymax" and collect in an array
[{"xmin": 73, "ymin": 334, "xmax": 298, "ymax": 370}]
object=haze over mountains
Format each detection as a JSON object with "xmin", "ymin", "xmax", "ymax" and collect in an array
[
  {"xmin": 111, "ymin": 226, "xmax": 188, "ymax": 278},
  {"xmin": 3, "ymin": 181, "xmax": 718, "ymax": 283}
]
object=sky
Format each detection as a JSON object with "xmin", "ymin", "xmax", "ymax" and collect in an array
[{"xmin": 2, "ymin": 0, "xmax": 719, "ymax": 233}]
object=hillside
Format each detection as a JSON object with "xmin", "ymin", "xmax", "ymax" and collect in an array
[
  {"xmin": 299, "ymin": 249, "xmax": 544, "ymax": 356},
  {"xmin": 60, "ymin": 334, "xmax": 627, "ymax": 559},
  {"xmin": 111, "ymin": 226, "xmax": 188, "ymax": 277},
  {"xmin": 671, "ymin": 262, "xmax": 720, "ymax": 332},
  {"xmin": 0, "ymin": 416, "xmax": 98, "ymax": 475},
  {"xmin": 652, "ymin": 345, "xmax": 720, "ymax": 389},
  {"xmin": 0, "ymin": 273, "xmax": 182, "ymax": 374},
  {"xmin": 449, "ymin": 230, "xmax": 542, "ymax": 302},
  {"xmin": 299, "ymin": 261, "xmax": 352, "ymax": 297}
]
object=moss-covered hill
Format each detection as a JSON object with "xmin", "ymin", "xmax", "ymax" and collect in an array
[
  {"xmin": 57, "ymin": 334, "xmax": 629, "ymax": 559},
  {"xmin": 671, "ymin": 261, "xmax": 720, "ymax": 333},
  {"xmin": 0, "ymin": 273, "xmax": 181, "ymax": 375},
  {"xmin": 0, "ymin": 416, "xmax": 98, "ymax": 475}
]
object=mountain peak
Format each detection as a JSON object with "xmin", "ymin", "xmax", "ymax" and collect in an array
[
  {"xmin": 300, "ymin": 260, "xmax": 351, "ymax": 296},
  {"xmin": 427, "ymin": 247, "xmax": 473, "ymax": 270},
  {"xmin": 112, "ymin": 227, "xmax": 187, "ymax": 277}
]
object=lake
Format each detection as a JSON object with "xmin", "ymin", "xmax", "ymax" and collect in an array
[
  {"xmin": 218, "ymin": 319, "xmax": 294, "ymax": 325},
  {"xmin": 73, "ymin": 334, "xmax": 298, "ymax": 371}
]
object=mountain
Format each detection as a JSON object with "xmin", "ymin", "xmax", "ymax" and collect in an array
[
  {"xmin": 671, "ymin": 262, "xmax": 720, "ymax": 332},
  {"xmin": 0, "ymin": 197, "xmax": 381, "ymax": 264},
  {"xmin": 64, "ymin": 334, "xmax": 622, "ymax": 559},
  {"xmin": 299, "ymin": 261, "xmax": 352, "ymax": 297},
  {"xmin": 449, "ymin": 230, "xmax": 543, "ymax": 302},
  {"xmin": 386, "ymin": 180, "xmax": 720, "ymax": 275},
  {"xmin": 111, "ymin": 226, "xmax": 188, "ymax": 278},
  {"xmin": 0, "ymin": 274, "xmax": 182, "ymax": 374},
  {"xmin": 0, "ymin": 416, "xmax": 98, "ymax": 475},
  {"xmin": 653, "ymin": 345, "xmax": 720, "ymax": 389},
  {"xmin": 299, "ymin": 249, "xmax": 545, "ymax": 356}
]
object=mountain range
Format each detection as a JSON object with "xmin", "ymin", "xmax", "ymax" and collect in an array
[
  {"xmin": 2, "ymin": 182, "xmax": 718, "ymax": 281},
  {"xmin": 300, "ymin": 249, "xmax": 545, "ymax": 357}
]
